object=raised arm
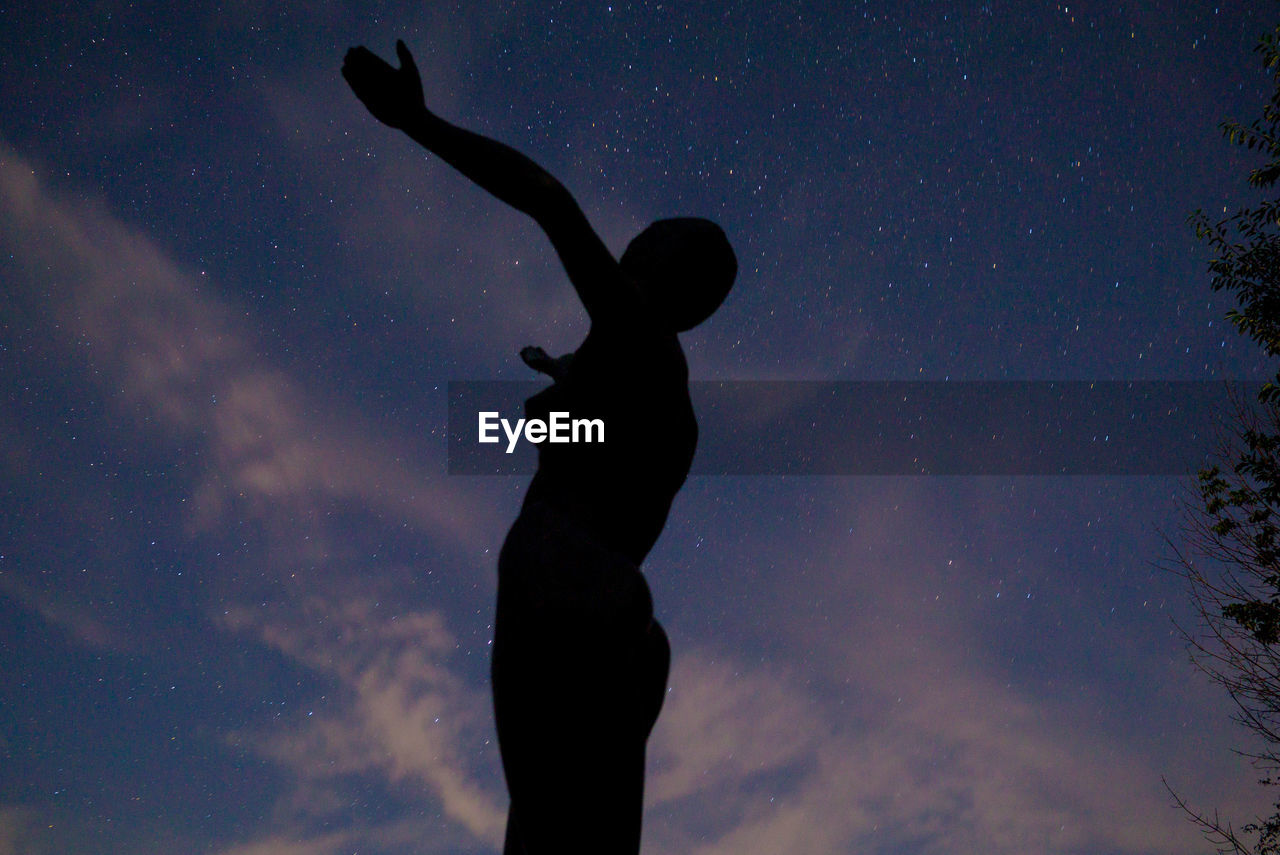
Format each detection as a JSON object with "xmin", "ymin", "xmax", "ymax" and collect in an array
[{"xmin": 342, "ymin": 41, "xmax": 628, "ymax": 322}]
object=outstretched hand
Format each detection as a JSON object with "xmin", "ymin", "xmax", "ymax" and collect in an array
[
  {"xmin": 342, "ymin": 40, "xmax": 426, "ymax": 129},
  {"xmin": 521, "ymin": 346, "xmax": 574, "ymax": 381}
]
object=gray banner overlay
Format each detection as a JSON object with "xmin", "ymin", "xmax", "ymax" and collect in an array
[{"xmin": 447, "ymin": 381, "xmax": 1245, "ymax": 475}]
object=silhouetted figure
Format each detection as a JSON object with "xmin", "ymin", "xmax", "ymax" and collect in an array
[{"xmin": 343, "ymin": 41, "xmax": 736, "ymax": 855}]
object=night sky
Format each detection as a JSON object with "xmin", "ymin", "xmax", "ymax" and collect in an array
[{"xmin": 2, "ymin": 2, "xmax": 1278, "ymax": 854}]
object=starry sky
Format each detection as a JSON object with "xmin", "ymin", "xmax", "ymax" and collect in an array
[{"xmin": 2, "ymin": 2, "xmax": 1278, "ymax": 854}]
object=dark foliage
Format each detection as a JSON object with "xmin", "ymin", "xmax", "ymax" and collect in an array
[{"xmin": 1173, "ymin": 24, "xmax": 1280, "ymax": 855}]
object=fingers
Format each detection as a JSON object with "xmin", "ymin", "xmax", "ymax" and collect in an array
[
  {"xmin": 343, "ymin": 43, "xmax": 412, "ymax": 76},
  {"xmin": 342, "ymin": 46, "xmax": 369, "ymax": 78},
  {"xmin": 344, "ymin": 46, "xmax": 392, "ymax": 69},
  {"xmin": 396, "ymin": 39, "xmax": 418, "ymax": 75},
  {"xmin": 344, "ymin": 45, "xmax": 374, "ymax": 66},
  {"xmin": 342, "ymin": 45, "xmax": 396, "ymax": 85}
]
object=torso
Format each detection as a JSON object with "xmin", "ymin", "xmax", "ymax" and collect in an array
[{"xmin": 521, "ymin": 321, "xmax": 696, "ymax": 567}]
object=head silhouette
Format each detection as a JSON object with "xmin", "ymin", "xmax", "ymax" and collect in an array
[{"xmin": 620, "ymin": 218, "xmax": 737, "ymax": 332}]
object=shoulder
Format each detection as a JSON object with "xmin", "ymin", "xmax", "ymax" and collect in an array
[{"xmin": 580, "ymin": 316, "xmax": 686, "ymax": 372}]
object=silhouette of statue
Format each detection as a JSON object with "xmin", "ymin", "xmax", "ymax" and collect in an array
[{"xmin": 343, "ymin": 41, "xmax": 736, "ymax": 855}]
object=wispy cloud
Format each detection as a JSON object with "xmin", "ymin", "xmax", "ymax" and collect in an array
[
  {"xmin": 638, "ymin": 479, "xmax": 1241, "ymax": 855},
  {"xmin": 0, "ymin": 139, "xmax": 509, "ymax": 850},
  {"xmin": 0, "ymin": 806, "xmax": 42, "ymax": 855},
  {"xmin": 0, "ymin": 141, "xmax": 502, "ymax": 568},
  {"xmin": 207, "ymin": 829, "xmax": 359, "ymax": 855},
  {"xmin": 647, "ymin": 641, "xmax": 1203, "ymax": 855},
  {"xmin": 0, "ymin": 575, "xmax": 136, "ymax": 653},
  {"xmin": 222, "ymin": 595, "xmax": 506, "ymax": 847}
]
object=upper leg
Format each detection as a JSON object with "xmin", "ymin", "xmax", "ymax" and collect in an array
[{"xmin": 494, "ymin": 636, "xmax": 650, "ymax": 855}]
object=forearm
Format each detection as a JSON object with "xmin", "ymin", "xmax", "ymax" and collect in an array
[
  {"xmin": 401, "ymin": 108, "xmax": 577, "ymax": 231},
  {"xmin": 398, "ymin": 107, "xmax": 622, "ymax": 319}
]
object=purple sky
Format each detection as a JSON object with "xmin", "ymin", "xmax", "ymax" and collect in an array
[{"xmin": 2, "ymin": 2, "xmax": 1277, "ymax": 853}]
